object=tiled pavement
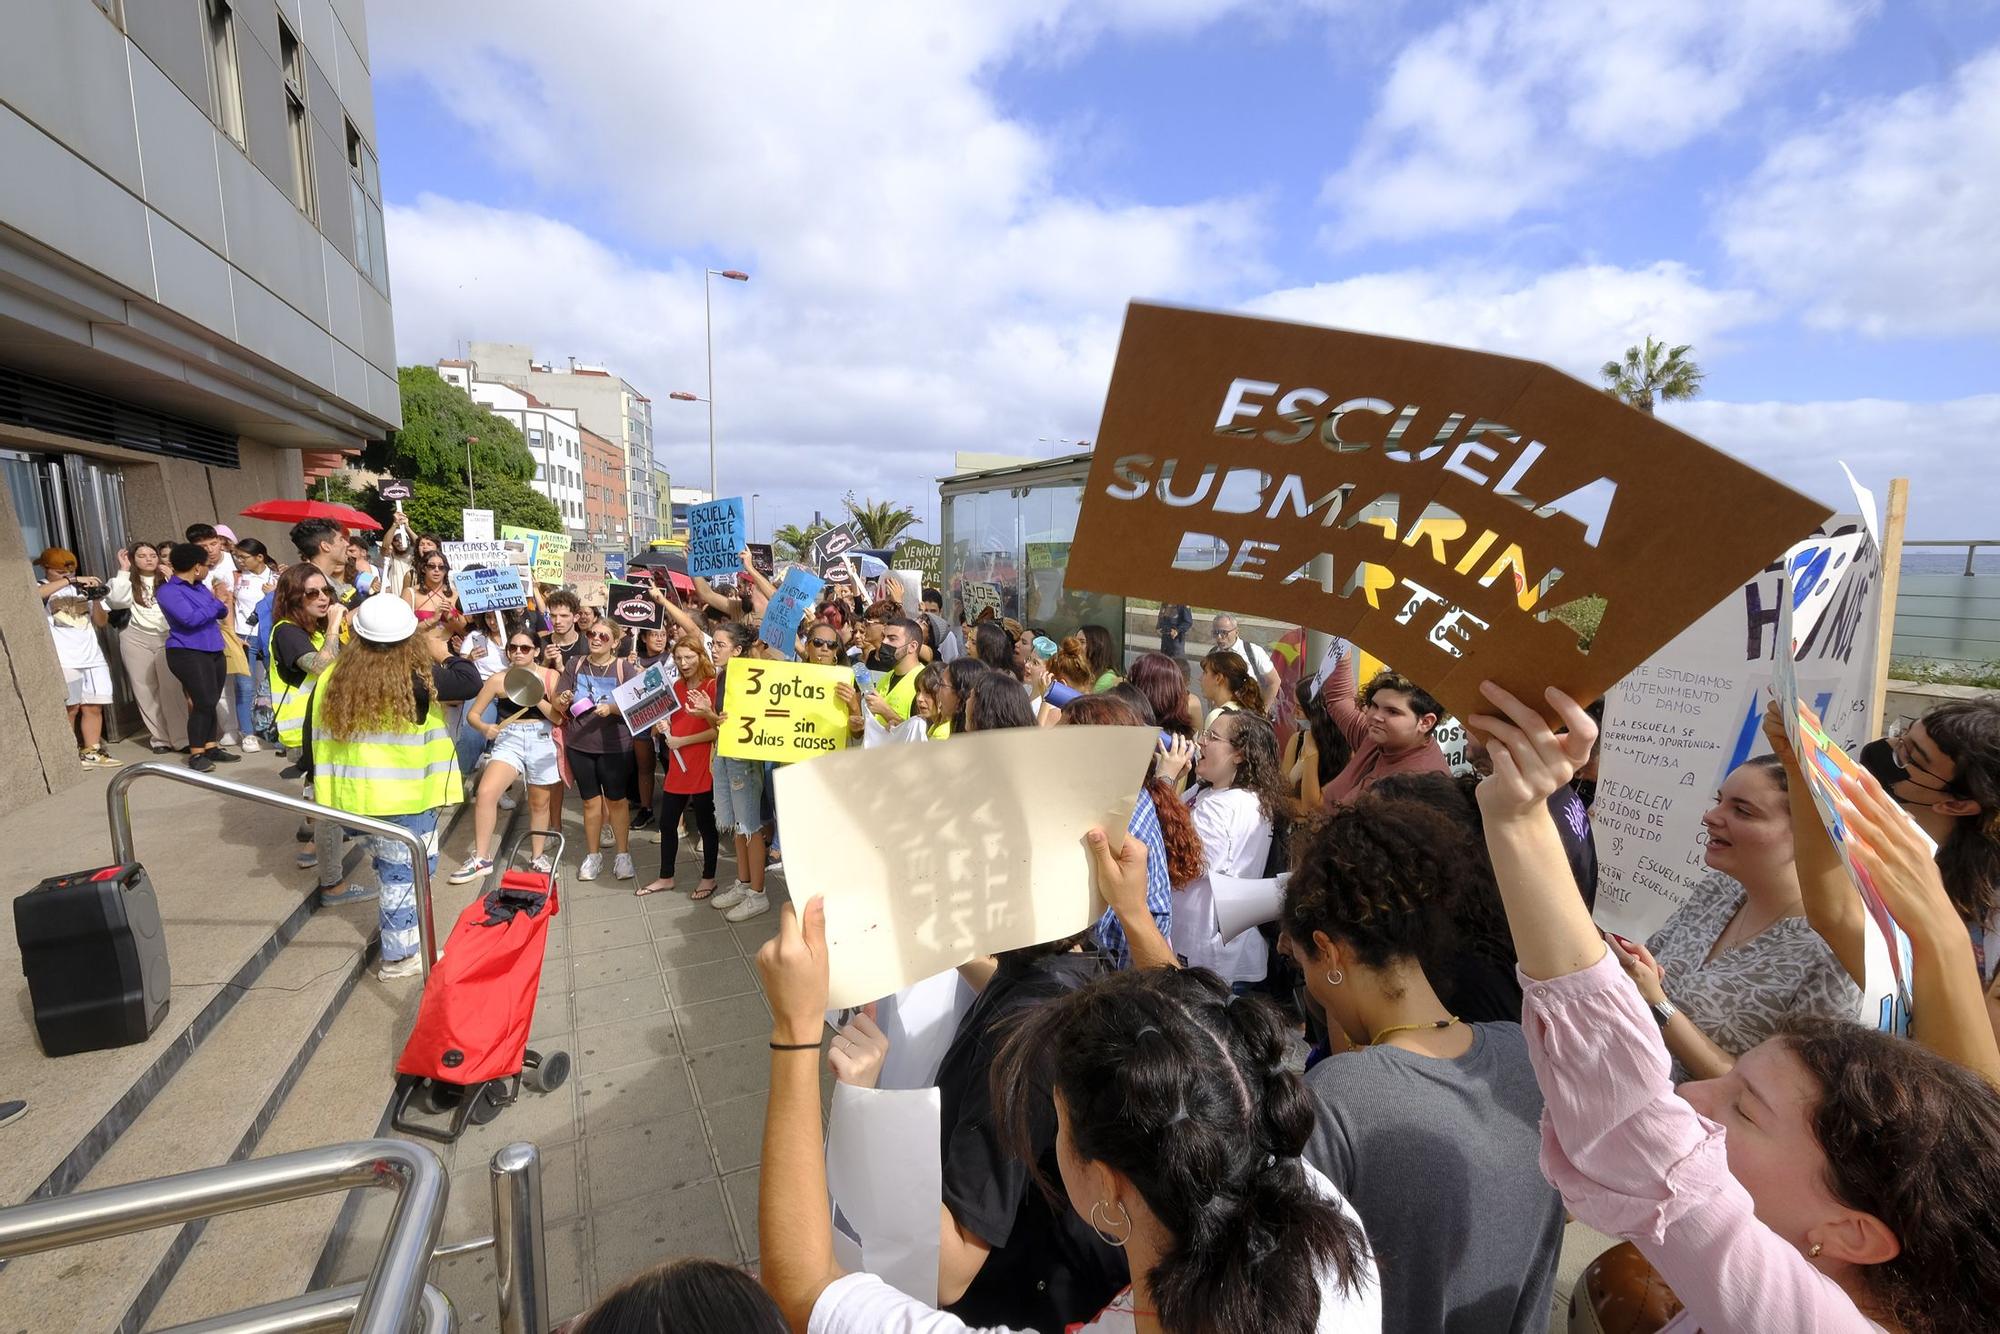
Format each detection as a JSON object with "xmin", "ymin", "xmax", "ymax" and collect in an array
[{"xmin": 341, "ymin": 841, "xmax": 814, "ymax": 1324}]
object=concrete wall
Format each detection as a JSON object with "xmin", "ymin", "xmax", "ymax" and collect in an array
[
  {"xmin": 120, "ymin": 441, "xmax": 304, "ymax": 555},
  {"xmin": 0, "ymin": 491, "xmax": 85, "ymax": 804}
]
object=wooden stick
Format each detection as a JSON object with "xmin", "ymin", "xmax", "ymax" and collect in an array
[{"xmin": 1868, "ymin": 477, "xmax": 1910, "ymax": 736}]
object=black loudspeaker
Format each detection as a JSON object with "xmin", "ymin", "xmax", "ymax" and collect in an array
[{"xmin": 15, "ymin": 862, "xmax": 171, "ymax": 1057}]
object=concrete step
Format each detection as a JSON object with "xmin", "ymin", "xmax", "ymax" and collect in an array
[{"xmin": 0, "ymin": 904, "xmax": 378, "ymax": 1332}]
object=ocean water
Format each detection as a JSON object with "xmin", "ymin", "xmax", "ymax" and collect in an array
[{"xmin": 1902, "ymin": 551, "xmax": 2000, "ymax": 576}]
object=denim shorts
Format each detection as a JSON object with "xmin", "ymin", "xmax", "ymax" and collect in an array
[
  {"xmin": 711, "ymin": 755, "xmax": 765, "ymax": 835},
  {"xmin": 489, "ymin": 721, "xmax": 561, "ymax": 787}
]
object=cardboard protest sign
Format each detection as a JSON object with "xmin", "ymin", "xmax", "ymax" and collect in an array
[
  {"xmin": 775, "ymin": 725, "xmax": 1156, "ymax": 1007},
  {"xmin": 461, "ymin": 508, "xmax": 494, "ymax": 542},
  {"xmin": 1595, "ymin": 504, "xmax": 1880, "ymax": 938},
  {"xmin": 716, "ymin": 660, "xmax": 851, "ymax": 763},
  {"xmin": 761, "ymin": 567, "xmax": 825, "ymax": 660},
  {"xmin": 961, "ymin": 581, "xmax": 1001, "ymax": 622},
  {"xmin": 441, "ymin": 539, "xmax": 530, "ymax": 569},
  {"xmin": 895, "ymin": 538, "xmax": 941, "ymax": 587},
  {"xmin": 686, "ymin": 497, "xmax": 747, "ymax": 579},
  {"xmin": 565, "ymin": 548, "xmax": 609, "ymax": 609},
  {"xmin": 502, "ymin": 525, "xmax": 570, "ymax": 585},
  {"xmin": 380, "ymin": 479, "xmax": 412, "ymax": 501},
  {"xmin": 746, "ymin": 543, "xmax": 775, "ymax": 577},
  {"xmin": 604, "ymin": 551, "xmax": 627, "ymax": 581},
  {"xmin": 607, "ymin": 582, "xmax": 663, "ymax": 630},
  {"xmin": 613, "ymin": 659, "xmax": 681, "ymax": 737},
  {"xmin": 1775, "ymin": 532, "xmax": 1913, "ymax": 1036},
  {"xmin": 1025, "ymin": 541, "xmax": 1071, "ymax": 571},
  {"xmin": 457, "ymin": 565, "xmax": 528, "ymax": 614},
  {"xmin": 1063, "ymin": 302, "xmax": 1831, "ymax": 726}
]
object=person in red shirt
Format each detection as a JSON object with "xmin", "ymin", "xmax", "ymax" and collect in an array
[
  {"xmin": 640, "ymin": 637, "xmax": 720, "ymax": 899},
  {"xmin": 1312, "ymin": 639, "xmax": 1449, "ymax": 808}
]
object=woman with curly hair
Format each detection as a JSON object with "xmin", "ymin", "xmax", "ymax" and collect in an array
[
  {"xmin": 1059, "ymin": 693, "xmax": 1203, "ymax": 972},
  {"xmin": 311, "ymin": 596, "xmax": 481, "ymax": 981},
  {"xmin": 1168, "ymin": 709, "xmax": 1289, "ymax": 990},
  {"xmin": 1283, "ymin": 790, "xmax": 1563, "ymax": 1334}
]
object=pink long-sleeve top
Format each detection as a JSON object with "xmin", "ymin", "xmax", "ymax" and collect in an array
[{"xmin": 1519, "ymin": 949, "xmax": 1887, "ymax": 1333}]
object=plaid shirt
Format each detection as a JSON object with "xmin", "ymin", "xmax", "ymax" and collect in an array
[{"xmin": 1095, "ymin": 790, "xmax": 1174, "ymax": 970}]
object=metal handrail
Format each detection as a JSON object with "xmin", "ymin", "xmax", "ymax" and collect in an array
[
  {"xmin": 490, "ymin": 1142, "xmax": 549, "ymax": 1334},
  {"xmin": 0, "ymin": 1140, "xmax": 447, "ymax": 1333},
  {"xmin": 1904, "ymin": 539, "xmax": 2000, "ymax": 577},
  {"xmin": 151, "ymin": 1279, "xmax": 455, "ymax": 1334},
  {"xmin": 104, "ymin": 760, "xmax": 441, "ymax": 977}
]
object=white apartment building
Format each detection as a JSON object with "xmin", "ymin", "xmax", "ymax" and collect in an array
[{"xmin": 436, "ymin": 364, "xmax": 587, "ymax": 534}]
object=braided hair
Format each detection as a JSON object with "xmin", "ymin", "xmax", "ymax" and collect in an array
[{"xmin": 993, "ymin": 968, "xmax": 1370, "ymax": 1333}]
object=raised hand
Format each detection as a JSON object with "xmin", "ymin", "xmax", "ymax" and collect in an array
[
  {"xmin": 756, "ymin": 897, "xmax": 830, "ymax": 1047},
  {"xmin": 1468, "ymin": 682, "xmax": 1596, "ymax": 824},
  {"xmin": 828, "ymin": 1008, "xmax": 889, "ymax": 1089}
]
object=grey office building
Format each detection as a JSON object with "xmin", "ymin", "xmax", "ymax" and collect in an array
[{"xmin": 0, "ymin": 0, "xmax": 398, "ymax": 811}]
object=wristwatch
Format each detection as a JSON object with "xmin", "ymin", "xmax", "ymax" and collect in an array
[{"xmin": 1650, "ymin": 998, "xmax": 1678, "ymax": 1029}]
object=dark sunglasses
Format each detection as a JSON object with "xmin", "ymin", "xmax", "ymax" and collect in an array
[
  {"xmin": 423, "ymin": 561, "xmax": 447, "ymax": 570},
  {"xmin": 303, "ymin": 585, "xmax": 331, "ymax": 598},
  {"xmin": 809, "ymin": 637, "xmax": 839, "ymax": 649},
  {"xmin": 588, "ymin": 632, "xmax": 615, "ymax": 643},
  {"xmin": 506, "ymin": 642, "xmax": 537, "ymax": 653}
]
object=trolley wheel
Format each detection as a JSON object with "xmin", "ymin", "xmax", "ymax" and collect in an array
[
  {"xmin": 467, "ymin": 1081, "xmax": 509, "ymax": 1126},
  {"xmin": 522, "ymin": 1050, "xmax": 570, "ymax": 1093},
  {"xmin": 420, "ymin": 1081, "xmax": 465, "ymax": 1116}
]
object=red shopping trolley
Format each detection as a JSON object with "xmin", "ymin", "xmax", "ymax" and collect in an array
[{"xmin": 391, "ymin": 830, "xmax": 571, "ymax": 1142}]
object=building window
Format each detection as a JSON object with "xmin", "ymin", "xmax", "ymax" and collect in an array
[
  {"xmin": 534, "ymin": 463, "xmax": 545, "ymax": 482},
  {"xmin": 529, "ymin": 430, "xmax": 544, "ymax": 450},
  {"xmin": 344, "ymin": 121, "xmax": 387, "ymax": 290},
  {"xmin": 204, "ymin": 0, "xmax": 245, "ymax": 146},
  {"xmin": 278, "ymin": 20, "xmax": 315, "ymax": 219}
]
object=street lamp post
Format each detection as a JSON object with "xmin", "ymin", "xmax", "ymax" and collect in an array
[
  {"xmin": 750, "ymin": 492, "xmax": 761, "ymax": 545},
  {"xmin": 465, "ymin": 435, "xmax": 479, "ymax": 506},
  {"xmin": 702, "ymin": 268, "xmax": 749, "ymax": 499}
]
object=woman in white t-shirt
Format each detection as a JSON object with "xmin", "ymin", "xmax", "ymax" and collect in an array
[
  {"xmin": 224, "ymin": 538, "xmax": 278, "ymax": 751},
  {"xmin": 37, "ymin": 548, "xmax": 121, "ymax": 767},
  {"xmin": 756, "ymin": 889, "xmax": 1381, "ymax": 1334},
  {"xmin": 1174, "ymin": 709, "xmax": 1288, "ymax": 989}
]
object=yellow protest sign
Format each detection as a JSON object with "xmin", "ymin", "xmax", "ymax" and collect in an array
[
  {"xmin": 501, "ymin": 525, "xmax": 571, "ymax": 585},
  {"xmin": 717, "ymin": 660, "xmax": 852, "ymax": 763}
]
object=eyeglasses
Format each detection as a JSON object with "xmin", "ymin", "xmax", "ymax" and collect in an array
[
  {"xmin": 588, "ymin": 633, "xmax": 615, "ymax": 644},
  {"xmin": 423, "ymin": 562, "xmax": 446, "ymax": 570},
  {"xmin": 809, "ymin": 638, "xmax": 839, "ymax": 649},
  {"xmin": 506, "ymin": 643, "xmax": 537, "ymax": 654},
  {"xmin": 304, "ymin": 587, "xmax": 331, "ymax": 599}
]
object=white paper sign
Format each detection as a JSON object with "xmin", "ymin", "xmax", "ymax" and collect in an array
[
  {"xmin": 826, "ymin": 1085, "xmax": 943, "ymax": 1305},
  {"xmin": 775, "ymin": 726, "xmax": 1156, "ymax": 1007},
  {"xmin": 462, "ymin": 508, "xmax": 494, "ymax": 542}
]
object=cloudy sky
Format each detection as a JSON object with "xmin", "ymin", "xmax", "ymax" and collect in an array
[{"xmin": 367, "ymin": 1, "xmax": 1999, "ymax": 543}]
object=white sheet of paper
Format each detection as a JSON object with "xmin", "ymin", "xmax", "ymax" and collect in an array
[
  {"xmin": 776, "ymin": 725, "xmax": 1156, "ymax": 1007},
  {"xmin": 826, "ymin": 1084, "xmax": 943, "ymax": 1305},
  {"xmin": 872, "ymin": 969, "xmax": 976, "ymax": 1090},
  {"xmin": 1213, "ymin": 871, "xmax": 1291, "ymax": 944},
  {"xmin": 1840, "ymin": 461, "xmax": 1880, "ymax": 547}
]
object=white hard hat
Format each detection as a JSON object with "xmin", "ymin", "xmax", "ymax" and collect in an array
[{"xmin": 352, "ymin": 594, "xmax": 418, "ymax": 644}]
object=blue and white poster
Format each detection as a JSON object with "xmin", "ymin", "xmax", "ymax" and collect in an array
[
  {"xmin": 760, "ymin": 567, "xmax": 825, "ymax": 660},
  {"xmin": 687, "ymin": 497, "xmax": 747, "ymax": 579},
  {"xmin": 457, "ymin": 565, "xmax": 528, "ymax": 614},
  {"xmin": 604, "ymin": 551, "xmax": 627, "ymax": 582}
]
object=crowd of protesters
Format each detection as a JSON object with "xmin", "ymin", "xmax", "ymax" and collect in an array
[{"xmin": 29, "ymin": 519, "xmax": 2000, "ymax": 1334}]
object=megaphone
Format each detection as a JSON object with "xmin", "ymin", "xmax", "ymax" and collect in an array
[
  {"xmin": 496, "ymin": 665, "xmax": 547, "ymax": 725},
  {"xmin": 1213, "ymin": 871, "xmax": 1290, "ymax": 944}
]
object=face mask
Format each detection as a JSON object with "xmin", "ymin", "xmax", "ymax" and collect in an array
[
  {"xmin": 1858, "ymin": 737, "xmax": 1908, "ymax": 793},
  {"xmin": 866, "ymin": 644, "xmax": 899, "ymax": 672}
]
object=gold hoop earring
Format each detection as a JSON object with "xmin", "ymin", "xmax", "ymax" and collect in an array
[
  {"xmin": 1325, "ymin": 969, "xmax": 1344, "ymax": 986},
  {"xmin": 1089, "ymin": 1200, "xmax": 1131, "ymax": 1248}
]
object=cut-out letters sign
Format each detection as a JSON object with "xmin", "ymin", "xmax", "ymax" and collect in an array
[{"xmin": 1063, "ymin": 303, "xmax": 1832, "ymax": 724}]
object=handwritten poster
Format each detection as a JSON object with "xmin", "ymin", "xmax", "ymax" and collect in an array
[
  {"xmin": 717, "ymin": 659, "xmax": 852, "ymax": 763},
  {"xmin": 687, "ymin": 497, "xmax": 748, "ymax": 579},
  {"xmin": 774, "ymin": 726, "xmax": 1157, "ymax": 1007},
  {"xmin": 1062, "ymin": 303, "xmax": 1829, "ymax": 726},
  {"xmin": 502, "ymin": 525, "xmax": 570, "ymax": 585},
  {"xmin": 895, "ymin": 538, "xmax": 941, "ymax": 587},
  {"xmin": 604, "ymin": 551, "xmax": 627, "ymax": 582},
  {"xmin": 456, "ymin": 565, "xmax": 528, "ymax": 614},
  {"xmin": 760, "ymin": 567, "xmax": 825, "ymax": 660},
  {"xmin": 564, "ymin": 548, "xmax": 609, "ymax": 608},
  {"xmin": 961, "ymin": 581, "xmax": 1001, "ymax": 622},
  {"xmin": 441, "ymin": 539, "xmax": 530, "ymax": 569},
  {"xmin": 613, "ymin": 660, "xmax": 682, "ymax": 736},
  {"xmin": 461, "ymin": 508, "xmax": 494, "ymax": 542},
  {"xmin": 746, "ymin": 543, "xmax": 775, "ymax": 578}
]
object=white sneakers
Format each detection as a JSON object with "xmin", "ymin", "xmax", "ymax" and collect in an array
[
  {"xmin": 711, "ymin": 881, "xmax": 771, "ymax": 921},
  {"xmin": 241, "ymin": 735, "xmax": 262, "ymax": 753},
  {"xmin": 378, "ymin": 954, "xmax": 421, "ymax": 981},
  {"xmin": 578, "ymin": 852, "xmax": 603, "ymax": 881},
  {"xmin": 448, "ymin": 857, "xmax": 494, "ymax": 886},
  {"xmin": 599, "ymin": 824, "xmax": 615, "ymax": 848},
  {"xmin": 498, "ymin": 790, "xmax": 517, "ymax": 811},
  {"xmin": 613, "ymin": 852, "xmax": 636, "ymax": 880}
]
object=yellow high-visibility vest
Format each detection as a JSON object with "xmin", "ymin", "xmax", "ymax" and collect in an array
[
  {"xmin": 267, "ymin": 622, "xmax": 326, "ymax": 749},
  {"xmin": 311, "ymin": 659, "xmax": 463, "ymax": 817}
]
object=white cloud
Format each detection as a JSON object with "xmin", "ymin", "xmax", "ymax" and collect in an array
[
  {"xmin": 1664, "ymin": 396, "xmax": 2000, "ymax": 538},
  {"xmin": 1322, "ymin": 0, "xmax": 1869, "ymax": 247},
  {"xmin": 1245, "ymin": 261, "xmax": 1763, "ymax": 379},
  {"xmin": 1720, "ymin": 45, "xmax": 2000, "ymax": 337}
]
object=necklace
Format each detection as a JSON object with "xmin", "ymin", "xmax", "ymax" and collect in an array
[{"xmin": 1367, "ymin": 1016, "xmax": 1461, "ymax": 1047}]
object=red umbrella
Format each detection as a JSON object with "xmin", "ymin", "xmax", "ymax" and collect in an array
[{"xmin": 239, "ymin": 499, "xmax": 382, "ymax": 531}]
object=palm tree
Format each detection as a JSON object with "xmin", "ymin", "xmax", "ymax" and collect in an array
[
  {"xmin": 844, "ymin": 495, "xmax": 920, "ymax": 548},
  {"xmin": 771, "ymin": 520, "xmax": 831, "ymax": 563},
  {"xmin": 1601, "ymin": 336, "xmax": 1704, "ymax": 415}
]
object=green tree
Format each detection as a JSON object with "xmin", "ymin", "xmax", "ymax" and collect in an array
[
  {"xmin": 1600, "ymin": 336, "xmax": 1704, "ymax": 415},
  {"xmin": 772, "ymin": 519, "xmax": 832, "ymax": 562},
  {"xmin": 357, "ymin": 368, "xmax": 561, "ymax": 538},
  {"xmin": 843, "ymin": 494, "xmax": 920, "ymax": 547}
]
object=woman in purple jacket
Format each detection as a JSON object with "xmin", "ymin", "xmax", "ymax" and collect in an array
[{"xmin": 156, "ymin": 542, "xmax": 234, "ymax": 772}]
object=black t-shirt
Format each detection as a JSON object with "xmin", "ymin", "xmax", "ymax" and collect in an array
[{"xmin": 935, "ymin": 951, "xmax": 1126, "ymax": 1332}]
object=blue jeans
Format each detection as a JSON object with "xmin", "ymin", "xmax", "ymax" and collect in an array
[
  {"xmin": 228, "ymin": 671, "xmax": 256, "ymax": 741},
  {"xmin": 367, "ymin": 809, "xmax": 441, "ymax": 963}
]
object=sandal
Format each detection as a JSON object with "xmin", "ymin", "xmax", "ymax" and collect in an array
[
  {"xmin": 690, "ymin": 879, "xmax": 718, "ymax": 901},
  {"xmin": 636, "ymin": 880, "xmax": 673, "ymax": 897}
]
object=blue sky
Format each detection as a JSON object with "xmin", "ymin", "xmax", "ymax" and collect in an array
[{"xmin": 366, "ymin": 1, "xmax": 2000, "ymax": 539}]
